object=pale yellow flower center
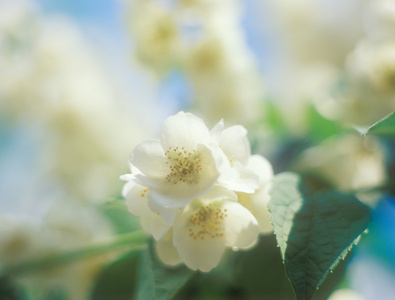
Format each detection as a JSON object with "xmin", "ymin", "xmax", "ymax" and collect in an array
[
  {"xmin": 165, "ymin": 147, "xmax": 202, "ymax": 184},
  {"xmin": 188, "ymin": 204, "xmax": 227, "ymax": 240}
]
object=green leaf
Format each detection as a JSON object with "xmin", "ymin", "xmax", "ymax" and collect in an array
[
  {"xmin": 135, "ymin": 241, "xmax": 193, "ymax": 300},
  {"xmin": 100, "ymin": 200, "xmax": 140, "ymax": 234},
  {"xmin": 364, "ymin": 111, "xmax": 395, "ymax": 136},
  {"xmin": 90, "ymin": 250, "xmax": 140, "ymax": 300},
  {"xmin": 264, "ymin": 101, "xmax": 289, "ymax": 135},
  {"xmin": 306, "ymin": 105, "xmax": 342, "ymax": 142},
  {"xmin": 268, "ymin": 172, "xmax": 371, "ymax": 300}
]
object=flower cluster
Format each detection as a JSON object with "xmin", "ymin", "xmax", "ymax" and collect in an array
[
  {"xmin": 121, "ymin": 111, "xmax": 273, "ymax": 271},
  {"xmin": 126, "ymin": 0, "xmax": 263, "ymax": 126}
]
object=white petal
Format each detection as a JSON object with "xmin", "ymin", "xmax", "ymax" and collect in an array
[
  {"xmin": 173, "ymin": 202, "xmax": 226, "ymax": 272},
  {"xmin": 155, "ymin": 229, "xmax": 182, "ymax": 266},
  {"xmin": 218, "ymin": 162, "xmax": 259, "ymax": 193},
  {"xmin": 130, "ymin": 140, "xmax": 169, "ymax": 179},
  {"xmin": 210, "ymin": 119, "xmax": 224, "ymax": 142},
  {"xmin": 140, "ymin": 210, "xmax": 170, "ymax": 241},
  {"xmin": 160, "ymin": 111, "xmax": 211, "ymax": 152},
  {"xmin": 120, "ymin": 173, "xmax": 134, "ymax": 181},
  {"xmin": 249, "ymin": 185, "xmax": 273, "ymax": 234},
  {"xmin": 220, "ymin": 125, "xmax": 250, "ymax": 165},
  {"xmin": 222, "ymin": 201, "xmax": 259, "ymax": 249},
  {"xmin": 147, "ymin": 197, "xmax": 179, "ymax": 225},
  {"xmin": 123, "ymin": 181, "xmax": 150, "ymax": 216},
  {"xmin": 130, "ymin": 163, "xmax": 142, "ymax": 175},
  {"xmin": 148, "ymin": 144, "xmax": 220, "ymax": 207},
  {"xmin": 246, "ymin": 155, "xmax": 274, "ymax": 184},
  {"xmin": 201, "ymin": 185, "xmax": 238, "ymax": 202}
]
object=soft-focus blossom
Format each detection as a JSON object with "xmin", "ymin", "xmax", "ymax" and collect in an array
[
  {"xmin": 0, "ymin": 201, "xmax": 115, "ymax": 300},
  {"xmin": 125, "ymin": 0, "xmax": 264, "ymax": 126},
  {"xmin": 127, "ymin": 0, "xmax": 181, "ymax": 75},
  {"xmin": 328, "ymin": 288, "xmax": 365, "ymax": 300},
  {"xmin": 0, "ymin": 0, "xmax": 146, "ymax": 203},
  {"xmin": 315, "ymin": 40, "xmax": 395, "ymax": 126},
  {"xmin": 294, "ymin": 134, "xmax": 387, "ymax": 206},
  {"xmin": 365, "ymin": 0, "xmax": 395, "ymax": 42},
  {"xmin": 266, "ymin": 0, "xmax": 366, "ymax": 66},
  {"xmin": 311, "ymin": 0, "xmax": 395, "ymax": 127}
]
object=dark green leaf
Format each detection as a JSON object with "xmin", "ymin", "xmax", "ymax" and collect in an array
[
  {"xmin": 90, "ymin": 250, "xmax": 140, "ymax": 300},
  {"xmin": 0, "ymin": 277, "xmax": 25, "ymax": 300},
  {"xmin": 364, "ymin": 111, "xmax": 395, "ymax": 136},
  {"xmin": 268, "ymin": 172, "xmax": 371, "ymax": 300},
  {"xmin": 231, "ymin": 235, "xmax": 294, "ymax": 299},
  {"xmin": 135, "ymin": 241, "xmax": 193, "ymax": 300}
]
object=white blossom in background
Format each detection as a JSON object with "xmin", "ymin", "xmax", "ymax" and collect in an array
[
  {"xmin": 0, "ymin": 0, "xmax": 146, "ymax": 203},
  {"xmin": 364, "ymin": 0, "xmax": 395, "ymax": 42},
  {"xmin": 265, "ymin": 0, "xmax": 366, "ymax": 66},
  {"xmin": 294, "ymin": 134, "xmax": 387, "ymax": 207},
  {"xmin": 328, "ymin": 288, "xmax": 365, "ymax": 300},
  {"xmin": 121, "ymin": 111, "xmax": 273, "ymax": 271},
  {"xmin": 126, "ymin": 0, "xmax": 181, "ymax": 75},
  {"xmin": 0, "ymin": 201, "xmax": 115, "ymax": 300},
  {"xmin": 315, "ymin": 40, "xmax": 395, "ymax": 126},
  {"xmin": 311, "ymin": 0, "xmax": 395, "ymax": 127},
  {"xmin": 125, "ymin": 0, "xmax": 264, "ymax": 126}
]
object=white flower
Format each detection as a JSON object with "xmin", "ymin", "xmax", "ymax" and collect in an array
[
  {"xmin": 237, "ymin": 155, "xmax": 274, "ymax": 234},
  {"xmin": 122, "ymin": 178, "xmax": 177, "ymax": 240},
  {"xmin": 126, "ymin": 0, "xmax": 181, "ymax": 74},
  {"xmin": 294, "ymin": 134, "xmax": 387, "ymax": 207},
  {"xmin": 216, "ymin": 125, "xmax": 260, "ymax": 193},
  {"xmin": 157, "ymin": 186, "xmax": 259, "ymax": 272},
  {"xmin": 127, "ymin": 111, "xmax": 222, "ymax": 208}
]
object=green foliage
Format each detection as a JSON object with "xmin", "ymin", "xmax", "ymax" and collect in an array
[
  {"xmin": 264, "ymin": 101, "xmax": 289, "ymax": 136},
  {"xmin": 306, "ymin": 105, "xmax": 342, "ymax": 143},
  {"xmin": 231, "ymin": 235, "xmax": 295, "ymax": 300},
  {"xmin": 268, "ymin": 172, "xmax": 371, "ymax": 300},
  {"xmin": 0, "ymin": 277, "xmax": 25, "ymax": 300},
  {"xmin": 135, "ymin": 241, "xmax": 193, "ymax": 300},
  {"xmin": 90, "ymin": 250, "xmax": 140, "ymax": 300},
  {"xmin": 100, "ymin": 200, "xmax": 140, "ymax": 234},
  {"xmin": 364, "ymin": 111, "xmax": 395, "ymax": 136}
]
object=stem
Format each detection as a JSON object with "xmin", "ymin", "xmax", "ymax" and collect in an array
[{"xmin": 1, "ymin": 230, "xmax": 148, "ymax": 277}]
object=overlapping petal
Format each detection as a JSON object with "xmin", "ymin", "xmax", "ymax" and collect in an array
[
  {"xmin": 161, "ymin": 111, "xmax": 211, "ymax": 152},
  {"xmin": 173, "ymin": 200, "xmax": 226, "ymax": 272},
  {"xmin": 222, "ymin": 201, "xmax": 259, "ymax": 249},
  {"xmin": 219, "ymin": 125, "xmax": 250, "ymax": 165},
  {"xmin": 155, "ymin": 229, "xmax": 182, "ymax": 266},
  {"xmin": 130, "ymin": 140, "xmax": 169, "ymax": 181}
]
